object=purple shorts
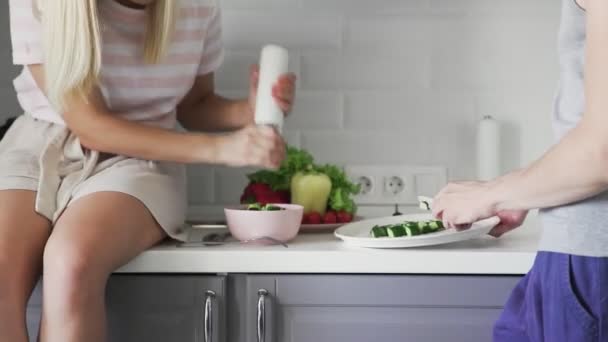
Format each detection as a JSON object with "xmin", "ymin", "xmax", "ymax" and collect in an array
[{"xmin": 494, "ymin": 251, "xmax": 608, "ymax": 341}]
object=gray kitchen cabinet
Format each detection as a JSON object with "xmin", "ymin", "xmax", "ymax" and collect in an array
[
  {"xmin": 26, "ymin": 274, "xmax": 521, "ymax": 342},
  {"xmin": 26, "ymin": 275, "xmax": 226, "ymax": 342},
  {"xmin": 106, "ymin": 275, "xmax": 226, "ymax": 342},
  {"xmin": 234, "ymin": 275, "xmax": 521, "ymax": 342},
  {"xmin": 26, "ymin": 282, "xmax": 42, "ymax": 342}
]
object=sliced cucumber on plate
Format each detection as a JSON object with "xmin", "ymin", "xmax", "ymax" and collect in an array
[
  {"xmin": 370, "ymin": 220, "xmax": 444, "ymax": 238},
  {"xmin": 371, "ymin": 226, "xmax": 388, "ymax": 238}
]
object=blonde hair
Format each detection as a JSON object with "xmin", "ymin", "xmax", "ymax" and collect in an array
[{"xmin": 37, "ymin": 0, "xmax": 178, "ymax": 111}]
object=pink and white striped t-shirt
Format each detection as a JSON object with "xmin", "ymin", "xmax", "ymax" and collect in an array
[{"xmin": 9, "ymin": 0, "xmax": 224, "ymax": 129}]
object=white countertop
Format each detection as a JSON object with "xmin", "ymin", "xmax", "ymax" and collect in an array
[{"xmin": 117, "ymin": 217, "xmax": 541, "ymax": 275}]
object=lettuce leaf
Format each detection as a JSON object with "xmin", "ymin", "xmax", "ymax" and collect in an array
[
  {"xmin": 317, "ymin": 164, "xmax": 360, "ymax": 214},
  {"xmin": 247, "ymin": 147, "xmax": 314, "ymax": 191},
  {"xmin": 329, "ymin": 188, "xmax": 357, "ymax": 214},
  {"xmin": 246, "ymin": 146, "xmax": 361, "ymax": 214}
]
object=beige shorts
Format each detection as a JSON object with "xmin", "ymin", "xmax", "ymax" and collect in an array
[{"xmin": 0, "ymin": 114, "xmax": 188, "ymax": 241}]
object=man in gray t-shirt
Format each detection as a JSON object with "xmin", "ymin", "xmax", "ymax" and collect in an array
[{"xmin": 434, "ymin": 0, "xmax": 608, "ymax": 340}]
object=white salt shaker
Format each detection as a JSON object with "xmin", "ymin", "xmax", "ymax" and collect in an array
[
  {"xmin": 254, "ymin": 45, "xmax": 289, "ymax": 133},
  {"xmin": 476, "ymin": 115, "xmax": 501, "ymax": 181}
]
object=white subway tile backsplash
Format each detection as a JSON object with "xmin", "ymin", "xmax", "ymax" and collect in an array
[
  {"xmin": 186, "ymin": 165, "xmax": 216, "ymax": 205},
  {"xmin": 176, "ymin": 0, "xmax": 561, "ymax": 210},
  {"xmin": 0, "ymin": 0, "xmax": 562, "ymax": 213},
  {"xmin": 428, "ymin": 0, "xmax": 553, "ymax": 13},
  {"xmin": 222, "ymin": 11, "xmax": 342, "ymax": 50},
  {"xmin": 282, "ymin": 130, "xmax": 301, "ymax": 148},
  {"xmin": 286, "ymin": 91, "xmax": 343, "ymax": 130},
  {"xmin": 301, "ymin": 131, "xmax": 428, "ymax": 164},
  {"xmin": 215, "ymin": 49, "xmax": 301, "ymax": 92},
  {"xmin": 344, "ymin": 15, "xmax": 430, "ymax": 54},
  {"xmin": 429, "ymin": 11, "xmax": 559, "ymax": 91},
  {"xmin": 344, "ymin": 91, "xmax": 475, "ymax": 130},
  {"xmin": 301, "ymin": 130, "xmax": 474, "ymax": 180},
  {"xmin": 301, "ymin": 53, "xmax": 429, "ymax": 90},
  {"xmin": 221, "ymin": 0, "xmax": 298, "ymax": 10},
  {"xmin": 300, "ymin": 0, "xmax": 429, "ymax": 13},
  {"xmin": 214, "ymin": 167, "xmax": 254, "ymax": 204},
  {"xmin": 215, "ymin": 50, "xmax": 260, "ymax": 90}
]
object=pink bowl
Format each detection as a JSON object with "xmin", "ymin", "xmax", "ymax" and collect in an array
[{"xmin": 224, "ymin": 204, "xmax": 304, "ymax": 243}]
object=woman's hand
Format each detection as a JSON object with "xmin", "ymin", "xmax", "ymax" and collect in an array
[
  {"xmin": 248, "ymin": 65, "xmax": 297, "ymax": 116},
  {"xmin": 214, "ymin": 125, "xmax": 286, "ymax": 169},
  {"xmin": 432, "ymin": 181, "xmax": 527, "ymax": 236}
]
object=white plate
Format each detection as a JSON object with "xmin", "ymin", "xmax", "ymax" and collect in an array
[{"xmin": 334, "ymin": 213, "xmax": 500, "ymax": 249}]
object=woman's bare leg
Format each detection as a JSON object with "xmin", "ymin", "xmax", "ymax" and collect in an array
[
  {"xmin": 39, "ymin": 192, "xmax": 166, "ymax": 342},
  {"xmin": 0, "ymin": 190, "xmax": 51, "ymax": 342}
]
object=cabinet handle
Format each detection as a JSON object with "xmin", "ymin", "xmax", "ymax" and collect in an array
[
  {"xmin": 257, "ymin": 289, "xmax": 269, "ymax": 342},
  {"xmin": 204, "ymin": 290, "xmax": 216, "ymax": 342}
]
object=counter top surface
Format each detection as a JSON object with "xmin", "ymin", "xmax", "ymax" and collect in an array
[{"xmin": 117, "ymin": 217, "xmax": 541, "ymax": 275}]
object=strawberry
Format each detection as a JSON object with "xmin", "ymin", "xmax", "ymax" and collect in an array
[
  {"xmin": 307, "ymin": 212, "xmax": 322, "ymax": 225},
  {"xmin": 240, "ymin": 184, "xmax": 257, "ymax": 204},
  {"xmin": 302, "ymin": 213, "xmax": 311, "ymax": 224},
  {"xmin": 256, "ymin": 193, "xmax": 284, "ymax": 205},
  {"xmin": 249, "ymin": 182, "xmax": 272, "ymax": 193},
  {"xmin": 322, "ymin": 211, "xmax": 337, "ymax": 224},
  {"xmin": 240, "ymin": 182, "xmax": 290, "ymax": 205},
  {"xmin": 336, "ymin": 211, "xmax": 353, "ymax": 223},
  {"xmin": 276, "ymin": 190, "xmax": 290, "ymax": 203}
]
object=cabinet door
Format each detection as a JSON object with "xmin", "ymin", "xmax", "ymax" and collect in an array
[
  {"xmin": 26, "ymin": 275, "xmax": 226, "ymax": 342},
  {"xmin": 241, "ymin": 275, "xmax": 520, "ymax": 342},
  {"xmin": 106, "ymin": 275, "xmax": 226, "ymax": 342}
]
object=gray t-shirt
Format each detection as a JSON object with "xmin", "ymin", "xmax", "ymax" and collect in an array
[{"xmin": 538, "ymin": 0, "xmax": 608, "ymax": 256}]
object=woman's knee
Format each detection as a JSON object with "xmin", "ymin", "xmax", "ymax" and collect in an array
[{"xmin": 42, "ymin": 234, "xmax": 109, "ymax": 294}]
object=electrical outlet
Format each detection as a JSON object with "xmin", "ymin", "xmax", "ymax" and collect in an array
[
  {"xmin": 385, "ymin": 176, "xmax": 405, "ymax": 195},
  {"xmin": 356, "ymin": 176, "xmax": 374, "ymax": 195},
  {"xmin": 345, "ymin": 165, "xmax": 447, "ymax": 205},
  {"xmin": 345, "ymin": 165, "xmax": 381, "ymax": 203}
]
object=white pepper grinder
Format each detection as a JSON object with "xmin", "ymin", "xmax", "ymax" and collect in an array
[
  {"xmin": 254, "ymin": 44, "xmax": 289, "ymax": 134},
  {"xmin": 476, "ymin": 115, "xmax": 501, "ymax": 181}
]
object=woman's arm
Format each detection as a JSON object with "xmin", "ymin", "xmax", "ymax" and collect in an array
[
  {"xmin": 177, "ymin": 67, "xmax": 296, "ymax": 132},
  {"xmin": 28, "ymin": 64, "xmax": 285, "ymax": 168},
  {"xmin": 433, "ymin": 0, "xmax": 608, "ymax": 225},
  {"xmin": 177, "ymin": 73, "xmax": 251, "ymax": 132}
]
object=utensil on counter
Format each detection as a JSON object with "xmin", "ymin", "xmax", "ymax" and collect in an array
[
  {"xmin": 203, "ymin": 236, "xmax": 289, "ymax": 248},
  {"xmin": 178, "ymin": 231, "xmax": 289, "ymax": 248}
]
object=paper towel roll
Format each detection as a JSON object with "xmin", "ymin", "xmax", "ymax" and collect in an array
[
  {"xmin": 254, "ymin": 45, "xmax": 289, "ymax": 133},
  {"xmin": 476, "ymin": 115, "xmax": 501, "ymax": 181}
]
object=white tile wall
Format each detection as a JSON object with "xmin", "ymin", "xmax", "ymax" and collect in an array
[
  {"xmin": 192, "ymin": 0, "xmax": 561, "ymax": 208},
  {"xmin": 0, "ymin": 0, "xmax": 562, "ymax": 211}
]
